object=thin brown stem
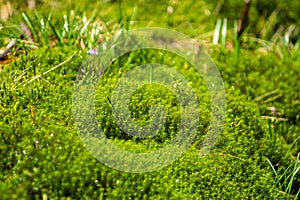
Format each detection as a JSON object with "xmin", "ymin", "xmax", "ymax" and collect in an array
[{"xmin": 238, "ymin": 0, "xmax": 251, "ymax": 39}]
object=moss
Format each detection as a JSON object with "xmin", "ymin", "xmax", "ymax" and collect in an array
[{"xmin": 0, "ymin": 0, "xmax": 299, "ymax": 198}]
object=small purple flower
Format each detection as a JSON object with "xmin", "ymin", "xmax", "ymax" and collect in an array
[{"xmin": 88, "ymin": 48, "xmax": 98, "ymax": 55}]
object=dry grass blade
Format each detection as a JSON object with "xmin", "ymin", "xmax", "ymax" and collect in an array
[
  {"xmin": 254, "ymin": 89, "xmax": 279, "ymax": 102},
  {"xmin": 12, "ymin": 51, "xmax": 78, "ymax": 89},
  {"xmin": 263, "ymin": 94, "xmax": 282, "ymax": 104},
  {"xmin": 261, "ymin": 116, "xmax": 288, "ymax": 121}
]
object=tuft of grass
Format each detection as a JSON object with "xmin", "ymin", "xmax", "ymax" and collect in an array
[
  {"xmin": 267, "ymin": 154, "xmax": 300, "ymax": 199},
  {"xmin": 1, "ymin": 9, "xmax": 118, "ymax": 51}
]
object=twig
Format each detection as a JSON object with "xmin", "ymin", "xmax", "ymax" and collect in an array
[
  {"xmin": 0, "ymin": 39, "xmax": 17, "ymax": 59},
  {"xmin": 237, "ymin": 0, "xmax": 251, "ymax": 39}
]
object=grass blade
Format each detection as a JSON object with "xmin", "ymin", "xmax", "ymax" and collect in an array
[
  {"xmin": 234, "ymin": 20, "xmax": 240, "ymax": 61},
  {"xmin": 266, "ymin": 158, "xmax": 277, "ymax": 176},
  {"xmin": 13, "ymin": 51, "xmax": 78, "ymax": 89},
  {"xmin": 221, "ymin": 18, "xmax": 227, "ymax": 50},
  {"xmin": 287, "ymin": 153, "xmax": 300, "ymax": 194},
  {"xmin": 21, "ymin": 12, "xmax": 38, "ymax": 42},
  {"xmin": 34, "ymin": 11, "xmax": 48, "ymax": 45},
  {"xmin": 46, "ymin": 16, "xmax": 64, "ymax": 46},
  {"xmin": 128, "ymin": 5, "xmax": 137, "ymax": 30},
  {"xmin": 285, "ymin": 136, "xmax": 300, "ymax": 158},
  {"xmin": 213, "ymin": 18, "xmax": 222, "ymax": 45}
]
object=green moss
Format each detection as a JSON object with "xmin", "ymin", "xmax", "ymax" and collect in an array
[
  {"xmin": 1, "ymin": 44, "xmax": 289, "ymax": 199},
  {"xmin": 1, "ymin": 0, "xmax": 300, "ymax": 198}
]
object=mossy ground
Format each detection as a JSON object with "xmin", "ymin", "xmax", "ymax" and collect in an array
[{"xmin": 0, "ymin": 0, "xmax": 300, "ymax": 199}]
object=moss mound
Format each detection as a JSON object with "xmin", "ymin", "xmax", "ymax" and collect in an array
[{"xmin": 0, "ymin": 46, "xmax": 289, "ymax": 199}]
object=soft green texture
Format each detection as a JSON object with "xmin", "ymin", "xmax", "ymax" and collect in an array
[{"xmin": 0, "ymin": 0, "xmax": 299, "ymax": 199}]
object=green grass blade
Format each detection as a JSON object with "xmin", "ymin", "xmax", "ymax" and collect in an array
[
  {"xmin": 233, "ymin": 20, "xmax": 240, "ymax": 61},
  {"xmin": 21, "ymin": 12, "xmax": 39, "ymax": 42},
  {"xmin": 285, "ymin": 136, "xmax": 300, "ymax": 158},
  {"xmin": 128, "ymin": 5, "xmax": 137, "ymax": 30},
  {"xmin": 286, "ymin": 154, "xmax": 300, "ymax": 193},
  {"xmin": 266, "ymin": 158, "xmax": 277, "ymax": 176},
  {"xmin": 221, "ymin": 18, "xmax": 227, "ymax": 50},
  {"xmin": 294, "ymin": 188, "xmax": 300, "ymax": 200},
  {"xmin": 46, "ymin": 16, "xmax": 64, "ymax": 46},
  {"xmin": 80, "ymin": 16, "xmax": 91, "ymax": 37},
  {"xmin": 34, "ymin": 11, "xmax": 48, "ymax": 45},
  {"xmin": 261, "ymin": 7, "xmax": 281, "ymax": 39},
  {"xmin": 276, "ymin": 165, "xmax": 292, "ymax": 186}
]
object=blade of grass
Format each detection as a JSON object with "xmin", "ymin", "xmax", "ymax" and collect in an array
[
  {"xmin": 22, "ymin": 12, "xmax": 38, "ymax": 42},
  {"xmin": 213, "ymin": 18, "xmax": 221, "ymax": 45},
  {"xmin": 128, "ymin": 5, "xmax": 137, "ymax": 30},
  {"xmin": 261, "ymin": 7, "xmax": 281, "ymax": 39},
  {"xmin": 295, "ymin": 39, "xmax": 300, "ymax": 50},
  {"xmin": 79, "ymin": 15, "xmax": 92, "ymax": 37},
  {"xmin": 221, "ymin": 18, "xmax": 227, "ymax": 51},
  {"xmin": 79, "ymin": 10, "xmax": 99, "ymax": 48},
  {"xmin": 276, "ymin": 165, "xmax": 292, "ymax": 186},
  {"xmin": 271, "ymin": 25, "xmax": 284, "ymax": 43},
  {"xmin": 254, "ymin": 89, "xmax": 279, "ymax": 102},
  {"xmin": 214, "ymin": 0, "xmax": 224, "ymax": 15},
  {"xmin": 287, "ymin": 153, "xmax": 300, "ymax": 194},
  {"xmin": 63, "ymin": 12, "xmax": 70, "ymax": 43},
  {"xmin": 285, "ymin": 136, "xmax": 300, "ymax": 158},
  {"xmin": 117, "ymin": 0, "xmax": 123, "ymax": 26},
  {"xmin": 34, "ymin": 11, "xmax": 48, "ymax": 45},
  {"xmin": 266, "ymin": 158, "xmax": 277, "ymax": 176},
  {"xmin": 12, "ymin": 51, "xmax": 78, "ymax": 89},
  {"xmin": 46, "ymin": 16, "xmax": 64, "ymax": 46},
  {"xmin": 263, "ymin": 94, "xmax": 282, "ymax": 104},
  {"xmin": 234, "ymin": 20, "xmax": 240, "ymax": 61}
]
